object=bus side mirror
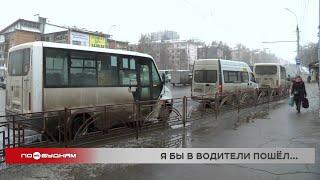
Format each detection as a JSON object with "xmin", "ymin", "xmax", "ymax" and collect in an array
[{"xmin": 161, "ymin": 73, "xmax": 166, "ymax": 84}]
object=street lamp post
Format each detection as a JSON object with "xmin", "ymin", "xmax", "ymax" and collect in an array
[
  {"xmin": 250, "ymin": 49, "xmax": 260, "ymax": 65},
  {"xmin": 317, "ymin": 0, "xmax": 320, "ymax": 117},
  {"xmin": 285, "ymin": 8, "xmax": 300, "ymax": 75},
  {"xmin": 107, "ymin": 25, "xmax": 116, "ymax": 35},
  {"xmin": 107, "ymin": 25, "xmax": 117, "ymax": 49}
]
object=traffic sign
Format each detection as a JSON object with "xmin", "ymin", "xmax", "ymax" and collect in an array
[{"xmin": 296, "ymin": 59, "xmax": 301, "ymax": 65}]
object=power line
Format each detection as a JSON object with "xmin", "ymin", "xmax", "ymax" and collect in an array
[{"xmin": 262, "ymin": 41, "xmax": 296, "ymax": 43}]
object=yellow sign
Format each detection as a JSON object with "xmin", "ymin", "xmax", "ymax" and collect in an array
[{"xmin": 89, "ymin": 35, "xmax": 106, "ymax": 48}]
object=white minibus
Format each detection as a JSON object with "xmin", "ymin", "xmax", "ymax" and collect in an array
[{"xmin": 192, "ymin": 59, "xmax": 258, "ymax": 97}]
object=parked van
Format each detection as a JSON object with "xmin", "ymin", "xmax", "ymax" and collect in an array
[
  {"xmin": 253, "ymin": 63, "xmax": 289, "ymax": 89},
  {"xmin": 192, "ymin": 59, "xmax": 258, "ymax": 97},
  {"xmin": 171, "ymin": 70, "xmax": 191, "ymax": 86}
]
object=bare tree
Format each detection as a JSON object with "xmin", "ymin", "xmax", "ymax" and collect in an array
[{"xmin": 301, "ymin": 43, "xmax": 318, "ymax": 66}]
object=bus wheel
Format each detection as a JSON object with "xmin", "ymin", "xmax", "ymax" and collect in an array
[{"xmin": 70, "ymin": 114, "xmax": 95, "ymax": 138}]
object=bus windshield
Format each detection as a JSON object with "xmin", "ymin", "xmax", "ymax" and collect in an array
[{"xmin": 255, "ymin": 65, "xmax": 277, "ymax": 75}]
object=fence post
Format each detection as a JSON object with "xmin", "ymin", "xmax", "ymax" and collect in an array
[
  {"xmin": 2, "ymin": 131, "xmax": 5, "ymax": 150},
  {"xmin": 7, "ymin": 123, "xmax": 10, "ymax": 148},
  {"xmin": 103, "ymin": 105, "xmax": 107, "ymax": 134},
  {"xmin": 64, "ymin": 107, "xmax": 69, "ymax": 147},
  {"xmin": 201, "ymin": 95, "xmax": 204, "ymax": 118},
  {"xmin": 182, "ymin": 96, "xmax": 186, "ymax": 127},
  {"xmin": 237, "ymin": 91, "xmax": 240, "ymax": 125},
  {"xmin": 135, "ymin": 101, "xmax": 140, "ymax": 140},
  {"xmin": 12, "ymin": 116, "xmax": 15, "ymax": 148},
  {"xmin": 17, "ymin": 123, "xmax": 21, "ymax": 147},
  {"xmin": 58, "ymin": 112, "xmax": 62, "ymax": 145},
  {"xmin": 214, "ymin": 92, "xmax": 219, "ymax": 121},
  {"xmin": 254, "ymin": 89, "xmax": 258, "ymax": 118},
  {"xmin": 267, "ymin": 88, "xmax": 271, "ymax": 112}
]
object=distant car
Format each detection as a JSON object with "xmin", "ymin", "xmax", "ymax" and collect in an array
[{"xmin": 0, "ymin": 80, "xmax": 6, "ymax": 89}]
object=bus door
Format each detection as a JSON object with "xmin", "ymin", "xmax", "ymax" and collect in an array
[
  {"xmin": 22, "ymin": 56, "xmax": 31, "ymax": 114},
  {"xmin": 8, "ymin": 48, "xmax": 31, "ymax": 113},
  {"xmin": 280, "ymin": 66, "xmax": 286, "ymax": 88},
  {"xmin": 136, "ymin": 58, "xmax": 152, "ymax": 101}
]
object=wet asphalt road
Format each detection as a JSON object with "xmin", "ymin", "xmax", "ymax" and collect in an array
[{"xmin": 0, "ymin": 84, "xmax": 319, "ymax": 180}]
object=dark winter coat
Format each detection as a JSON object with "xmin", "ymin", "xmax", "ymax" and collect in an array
[{"xmin": 291, "ymin": 81, "xmax": 307, "ymax": 100}]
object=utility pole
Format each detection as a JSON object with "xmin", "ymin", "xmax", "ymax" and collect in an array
[
  {"xmin": 296, "ymin": 25, "xmax": 301, "ymax": 75},
  {"xmin": 318, "ymin": 0, "xmax": 320, "ymax": 117},
  {"xmin": 285, "ymin": 8, "xmax": 301, "ymax": 75}
]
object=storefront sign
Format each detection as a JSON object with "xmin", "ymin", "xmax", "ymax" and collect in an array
[
  {"xmin": 70, "ymin": 31, "xmax": 89, "ymax": 46},
  {"xmin": 89, "ymin": 35, "xmax": 106, "ymax": 48}
]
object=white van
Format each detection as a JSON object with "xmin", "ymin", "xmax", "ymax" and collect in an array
[
  {"xmin": 192, "ymin": 59, "xmax": 258, "ymax": 97},
  {"xmin": 253, "ymin": 63, "xmax": 289, "ymax": 89}
]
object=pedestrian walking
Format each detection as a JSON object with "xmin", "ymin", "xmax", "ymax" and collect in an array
[
  {"xmin": 307, "ymin": 75, "xmax": 311, "ymax": 83},
  {"xmin": 291, "ymin": 76, "xmax": 307, "ymax": 113}
]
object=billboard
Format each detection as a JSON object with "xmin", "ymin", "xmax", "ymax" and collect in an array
[
  {"xmin": 89, "ymin": 35, "xmax": 106, "ymax": 48},
  {"xmin": 70, "ymin": 31, "xmax": 89, "ymax": 46}
]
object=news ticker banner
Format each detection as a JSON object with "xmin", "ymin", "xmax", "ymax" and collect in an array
[{"xmin": 5, "ymin": 148, "xmax": 315, "ymax": 164}]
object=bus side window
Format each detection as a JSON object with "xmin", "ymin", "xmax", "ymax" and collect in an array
[
  {"xmin": 119, "ymin": 57, "xmax": 136, "ymax": 86},
  {"xmin": 23, "ymin": 49, "xmax": 30, "ymax": 75},
  {"xmin": 152, "ymin": 63, "xmax": 161, "ymax": 85},
  {"xmin": 140, "ymin": 65, "xmax": 150, "ymax": 86},
  {"xmin": 241, "ymin": 72, "xmax": 249, "ymax": 82},
  {"xmin": 97, "ymin": 54, "xmax": 119, "ymax": 86},
  {"xmin": 151, "ymin": 62, "xmax": 162, "ymax": 99},
  {"xmin": 280, "ymin": 66, "xmax": 286, "ymax": 80},
  {"xmin": 70, "ymin": 51, "xmax": 96, "ymax": 86},
  {"xmin": 224, "ymin": 71, "xmax": 241, "ymax": 83},
  {"xmin": 45, "ymin": 48, "xmax": 68, "ymax": 86}
]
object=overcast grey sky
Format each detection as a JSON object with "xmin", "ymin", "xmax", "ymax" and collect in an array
[{"xmin": 0, "ymin": 0, "xmax": 318, "ymax": 62}]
